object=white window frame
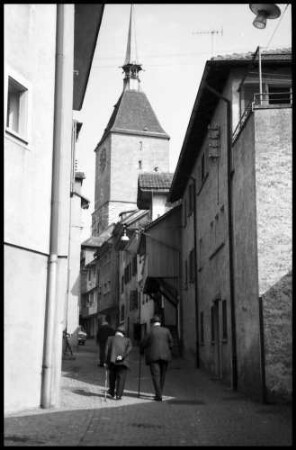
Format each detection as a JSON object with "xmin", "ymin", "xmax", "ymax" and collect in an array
[{"xmin": 4, "ymin": 66, "xmax": 31, "ymax": 146}]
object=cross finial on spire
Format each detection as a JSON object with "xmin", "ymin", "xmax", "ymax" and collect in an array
[{"xmin": 122, "ymin": 4, "xmax": 142, "ymax": 91}]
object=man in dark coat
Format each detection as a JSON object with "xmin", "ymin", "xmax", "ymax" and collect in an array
[
  {"xmin": 104, "ymin": 324, "xmax": 132, "ymax": 400},
  {"xmin": 96, "ymin": 316, "xmax": 115, "ymax": 367},
  {"xmin": 140, "ymin": 314, "xmax": 173, "ymax": 401}
]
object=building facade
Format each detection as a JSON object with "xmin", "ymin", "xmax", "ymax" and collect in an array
[
  {"xmin": 4, "ymin": 4, "xmax": 104, "ymax": 413},
  {"xmin": 169, "ymin": 48, "xmax": 292, "ymax": 402}
]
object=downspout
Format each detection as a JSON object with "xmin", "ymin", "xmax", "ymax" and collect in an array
[
  {"xmin": 41, "ymin": 4, "xmax": 72, "ymax": 408},
  {"xmin": 204, "ymin": 82, "xmax": 238, "ymax": 390},
  {"xmin": 190, "ymin": 176, "xmax": 199, "ymax": 368}
]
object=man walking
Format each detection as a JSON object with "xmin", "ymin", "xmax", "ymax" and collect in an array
[
  {"xmin": 140, "ymin": 314, "xmax": 173, "ymax": 401},
  {"xmin": 96, "ymin": 315, "xmax": 115, "ymax": 367},
  {"xmin": 104, "ymin": 324, "xmax": 132, "ymax": 400}
]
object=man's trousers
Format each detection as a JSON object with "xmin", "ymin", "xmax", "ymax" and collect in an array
[
  {"xmin": 108, "ymin": 363, "xmax": 128, "ymax": 398},
  {"xmin": 149, "ymin": 360, "xmax": 168, "ymax": 399}
]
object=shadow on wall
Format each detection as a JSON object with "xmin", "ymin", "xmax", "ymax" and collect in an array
[{"xmin": 262, "ymin": 271, "xmax": 292, "ymax": 403}]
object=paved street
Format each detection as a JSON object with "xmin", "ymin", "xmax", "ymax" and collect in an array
[{"xmin": 4, "ymin": 339, "xmax": 292, "ymax": 446}]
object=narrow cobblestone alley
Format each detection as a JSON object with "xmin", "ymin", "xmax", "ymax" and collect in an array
[{"xmin": 4, "ymin": 339, "xmax": 292, "ymax": 447}]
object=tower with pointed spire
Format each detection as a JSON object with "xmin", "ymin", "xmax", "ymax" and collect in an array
[{"xmin": 92, "ymin": 4, "xmax": 170, "ymax": 236}]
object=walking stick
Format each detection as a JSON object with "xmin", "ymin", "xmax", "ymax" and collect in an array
[
  {"xmin": 138, "ymin": 348, "xmax": 142, "ymax": 398},
  {"xmin": 104, "ymin": 366, "xmax": 108, "ymax": 402}
]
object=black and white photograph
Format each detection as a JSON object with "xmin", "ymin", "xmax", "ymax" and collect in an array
[{"xmin": 4, "ymin": 2, "xmax": 292, "ymax": 446}]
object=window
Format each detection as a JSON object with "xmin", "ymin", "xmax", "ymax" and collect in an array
[
  {"xmin": 189, "ymin": 249, "xmax": 195, "ymax": 283},
  {"xmin": 120, "ymin": 304, "xmax": 125, "ymax": 321},
  {"xmin": 209, "ymin": 205, "xmax": 225, "ymax": 259},
  {"xmin": 198, "ymin": 237, "xmax": 204, "ymax": 271},
  {"xmin": 132, "ymin": 256, "xmax": 137, "ymax": 276},
  {"xmin": 184, "ymin": 260, "xmax": 188, "ymax": 289},
  {"xmin": 222, "ymin": 300, "xmax": 228, "ymax": 341},
  {"xmin": 183, "ymin": 198, "xmax": 187, "ymax": 227},
  {"xmin": 200, "ymin": 312, "xmax": 204, "ymax": 345},
  {"xmin": 130, "ymin": 290, "xmax": 138, "ymax": 311},
  {"xmin": 201, "ymin": 153, "xmax": 206, "ymax": 181},
  {"xmin": 188, "ymin": 183, "xmax": 195, "ymax": 216},
  {"xmin": 6, "ymin": 76, "xmax": 28, "ymax": 141},
  {"xmin": 211, "ymin": 306, "xmax": 215, "ymax": 343},
  {"xmin": 138, "ymin": 160, "xmax": 142, "ymax": 170}
]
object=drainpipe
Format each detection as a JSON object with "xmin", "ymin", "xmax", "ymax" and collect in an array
[
  {"xmin": 41, "ymin": 4, "xmax": 74, "ymax": 408},
  {"xmin": 204, "ymin": 82, "xmax": 238, "ymax": 390},
  {"xmin": 190, "ymin": 176, "xmax": 199, "ymax": 368}
]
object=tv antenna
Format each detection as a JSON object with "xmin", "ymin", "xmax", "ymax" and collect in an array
[{"xmin": 192, "ymin": 27, "xmax": 223, "ymax": 56}]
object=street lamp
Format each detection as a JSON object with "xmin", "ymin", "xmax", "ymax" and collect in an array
[
  {"xmin": 121, "ymin": 224, "xmax": 130, "ymax": 242},
  {"xmin": 249, "ymin": 4, "xmax": 281, "ymax": 29}
]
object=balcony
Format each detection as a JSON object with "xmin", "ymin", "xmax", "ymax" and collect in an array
[{"xmin": 233, "ymin": 89, "xmax": 292, "ymax": 144}]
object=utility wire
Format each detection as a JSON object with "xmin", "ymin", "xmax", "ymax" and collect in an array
[{"xmin": 265, "ymin": 4, "xmax": 290, "ymax": 49}]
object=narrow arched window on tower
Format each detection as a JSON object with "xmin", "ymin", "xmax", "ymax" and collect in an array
[{"xmin": 138, "ymin": 160, "xmax": 142, "ymax": 170}]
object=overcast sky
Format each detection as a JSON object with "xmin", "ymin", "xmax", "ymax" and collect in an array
[{"xmin": 75, "ymin": 3, "xmax": 292, "ymax": 241}]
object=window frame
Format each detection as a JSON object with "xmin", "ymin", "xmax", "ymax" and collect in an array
[{"xmin": 5, "ymin": 68, "xmax": 31, "ymax": 146}]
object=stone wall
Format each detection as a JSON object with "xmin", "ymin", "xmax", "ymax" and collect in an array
[{"xmin": 262, "ymin": 271, "xmax": 292, "ymax": 403}]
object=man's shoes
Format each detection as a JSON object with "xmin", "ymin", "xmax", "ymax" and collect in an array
[
  {"xmin": 154, "ymin": 396, "xmax": 162, "ymax": 401},
  {"xmin": 116, "ymin": 396, "xmax": 122, "ymax": 400},
  {"xmin": 107, "ymin": 390, "xmax": 115, "ymax": 399}
]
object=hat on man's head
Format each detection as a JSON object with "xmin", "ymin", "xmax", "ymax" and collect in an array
[
  {"xmin": 151, "ymin": 315, "xmax": 161, "ymax": 324},
  {"xmin": 116, "ymin": 323, "xmax": 126, "ymax": 334}
]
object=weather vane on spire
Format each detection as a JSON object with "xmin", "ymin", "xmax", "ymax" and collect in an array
[{"xmin": 122, "ymin": 4, "xmax": 142, "ymax": 91}]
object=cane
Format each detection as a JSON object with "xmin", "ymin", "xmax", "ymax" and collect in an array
[
  {"xmin": 138, "ymin": 349, "xmax": 142, "ymax": 398},
  {"xmin": 104, "ymin": 365, "xmax": 108, "ymax": 402}
]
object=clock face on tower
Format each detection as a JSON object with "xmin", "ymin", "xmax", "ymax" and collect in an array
[{"xmin": 99, "ymin": 148, "xmax": 106, "ymax": 172}]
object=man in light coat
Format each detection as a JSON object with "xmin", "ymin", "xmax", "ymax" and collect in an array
[{"xmin": 140, "ymin": 314, "xmax": 173, "ymax": 401}]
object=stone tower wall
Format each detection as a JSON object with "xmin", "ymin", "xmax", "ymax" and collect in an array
[{"xmin": 92, "ymin": 131, "xmax": 170, "ymax": 234}]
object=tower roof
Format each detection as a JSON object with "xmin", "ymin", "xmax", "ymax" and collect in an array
[
  {"xmin": 123, "ymin": 4, "xmax": 139, "ymax": 67},
  {"xmin": 97, "ymin": 89, "xmax": 170, "ymax": 147}
]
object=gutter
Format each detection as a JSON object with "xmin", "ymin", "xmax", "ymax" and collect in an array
[{"xmin": 204, "ymin": 82, "xmax": 238, "ymax": 391}]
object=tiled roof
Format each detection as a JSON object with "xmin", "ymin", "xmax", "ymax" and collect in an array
[
  {"xmin": 138, "ymin": 172, "xmax": 174, "ymax": 191},
  {"xmin": 97, "ymin": 90, "xmax": 169, "ymax": 146},
  {"xmin": 211, "ymin": 47, "xmax": 291, "ymax": 62}
]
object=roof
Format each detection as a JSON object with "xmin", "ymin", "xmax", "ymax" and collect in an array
[
  {"xmin": 168, "ymin": 48, "xmax": 292, "ymax": 202},
  {"xmin": 97, "ymin": 90, "xmax": 170, "ymax": 147},
  {"xmin": 138, "ymin": 172, "xmax": 174, "ymax": 190},
  {"xmin": 81, "ymin": 224, "xmax": 115, "ymax": 248},
  {"xmin": 137, "ymin": 172, "xmax": 174, "ymax": 209},
  {"xmin": 211, "ymin": 47, "xmax": 291, "ymax": 62},
  {"xmin": 73, "ymin": 4, "xmax": 104, "ymax": 111}
]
